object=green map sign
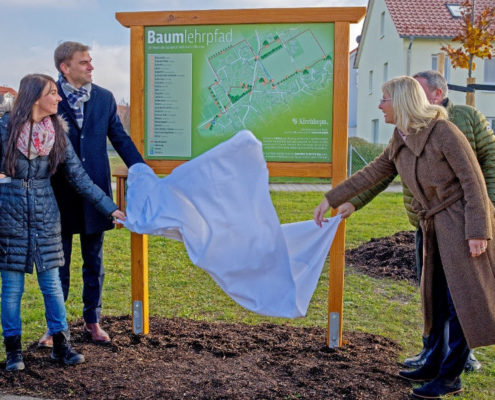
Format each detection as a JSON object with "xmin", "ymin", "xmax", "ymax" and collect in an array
[{"xmin": 144, "ymin": 23, "xmax": 334, "ymax": 162}]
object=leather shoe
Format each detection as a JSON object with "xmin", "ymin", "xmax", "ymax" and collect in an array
[
  {"xmin": 38, "ymin": 330, "xmax": 53, "ymax": 348},
  {"xmin": 84, "ymin": 322, "xmax": 111, "ymax": 344},
  {"xmin": 412, "ymin": 376, "xmax": 462, "ymax": 399},
  {"xmin": 464, "ymin": 351, "xmax": 481, "ymax": 372},
  {"xmin": 398, "ymin": 366, "xmax": 438, "ymax": 382}
]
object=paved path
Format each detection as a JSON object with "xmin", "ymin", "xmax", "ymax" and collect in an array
[
  {"xmin": 111, "ymin": 182, "xmax": 403, "ymax": 193},
  {"xmin": 268, "ymin": 182, "xmax": 402, "ymax": 192}
]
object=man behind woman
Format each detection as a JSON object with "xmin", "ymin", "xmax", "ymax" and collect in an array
[
  {"xmin": 315, "ymin": 76, "xmax": 495, "ymax": 399},
  {"xmin": 0, "ymin": 74, "xmax": 125, "ymax": 371}
]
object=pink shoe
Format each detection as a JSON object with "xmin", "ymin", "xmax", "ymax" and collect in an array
[
  {"xmin": 84, "ymin": 322, "xmax": 111, "ymax": 344},
  {"xmin": 38, "ymin": 330, "xmax": 53, "ymax": 348}
]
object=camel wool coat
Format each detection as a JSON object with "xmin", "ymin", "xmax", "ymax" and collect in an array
[{"xmin": 325, "ymin": 118, "xmax": 495, "ymax": 349}]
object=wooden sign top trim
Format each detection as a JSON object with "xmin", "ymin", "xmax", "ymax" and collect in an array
[{"xmin": 116, "ymin": 7, "xmax": 366, "ymax": 27}]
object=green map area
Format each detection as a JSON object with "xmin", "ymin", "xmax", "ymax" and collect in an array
[{"xmin": 145, "ymin": 23, "xmax": 334, "ymax": 162}]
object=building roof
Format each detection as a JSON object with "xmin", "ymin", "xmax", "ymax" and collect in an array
[
  {"xmin": 0, "ymin": 86, "xmax": 17, "ymax": 96},
  {"xmin": 386, "ymin": 0, "xmax": 494, "ymax": 38}
]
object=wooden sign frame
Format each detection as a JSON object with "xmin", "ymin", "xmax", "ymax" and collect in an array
[{"xmin": 115, "ymin": 6, "xmax": 366, "ymax": 347}]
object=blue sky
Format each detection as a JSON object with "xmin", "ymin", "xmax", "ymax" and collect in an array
[{"xmin": 0, "ymin": 0, "xmax": 366, "ymax": 102}]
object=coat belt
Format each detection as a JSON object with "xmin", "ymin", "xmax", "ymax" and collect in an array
[
  {"xmin": 416, "ymin": 191, "xmax": 464, "ymax": 231},
  {"xmin": 9, "ymin": 178, "xmax": 51, "ymax": 189}
]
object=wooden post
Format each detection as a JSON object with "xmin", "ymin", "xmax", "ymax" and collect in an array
[
  {"xmin": 131, "ymin": 232, "xmax": 149, "ymax": 334},
  {"xmin": 327, "ymin": 21, "xmax": 349, "ymax": 348},
  {"xmin": 436, "ymin": 53, "xmax": 445, "ymax": 76},
  {"xmin": 112, "ymin": 165, "xmax": 128, "ymax": 230},
  {"xmin": 129, "ymin": 25, "xmax": 149, "ymax": 334},
  {"xmin": 466, "ymin": 77, "xmax": 476, "ymax": 106}
]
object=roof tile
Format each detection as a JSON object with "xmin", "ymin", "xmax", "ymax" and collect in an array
[
  {"xmin": 385, "ymin": 0, "xmax": 495, "ymax": 38},
  {"xmin": 0, "ymin": 86, "xmax": 17, "ymax": 96}
]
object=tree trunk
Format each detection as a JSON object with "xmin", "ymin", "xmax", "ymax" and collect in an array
[{"xmin": 466, "ymin": 77, "xmax": 476, "ymax": 106}]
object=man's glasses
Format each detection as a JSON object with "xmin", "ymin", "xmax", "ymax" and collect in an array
[{"xmin": 380, "ymin": 98, "xmax": 392, "ymax": 104}]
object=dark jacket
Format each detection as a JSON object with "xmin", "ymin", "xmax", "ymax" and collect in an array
[
  {"xmin": 51, "ymin": 82, "xmax": 144, "ymax": 235},
  {"xmin": 326, "ymin": 119, "xmax": 495, "ymax": 349},
  {"xmin": 0, "ymin": 113, "xmax": 118, "ymax": 274}
]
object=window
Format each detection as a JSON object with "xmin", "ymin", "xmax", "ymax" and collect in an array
[
  {"xmin": 380, "ymin": 12, "xmax": 385, "ymax": 37},
  {"xmin": 446, "ymin": 4, "xmax": 462, "ymax": 18},
  {"xmin": 431, "ymin": 55, "xmax": 451, "ymax": 82},
  {"xmin": 487, "ymin": 118, "xmax": 495, "ymax": 133},
  {"xmin": 484, "ymin": 59, "xmax": 495, "ymax": 83},
  {"xmin": 372, "ymin": 119, "xmax": 379, "ymax": 143},
  {"xmin": 383, "ymin": 62, "xmax": 388, "ymax": 82},
  {"xmin": 369, "ymin": 70, "xmax": 373, "ymax": 94},
  {"xmin": 431, "ymin": 55, "xmax": 438, "ymax": 71}
]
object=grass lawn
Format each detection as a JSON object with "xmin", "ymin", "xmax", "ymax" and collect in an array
[{"xmin": 3, "ymin": 190, "xmax": 494, "ymax": 399}]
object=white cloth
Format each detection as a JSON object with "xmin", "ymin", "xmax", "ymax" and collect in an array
[{"xmin": 123, "ymin": 130, "xmax": 341, "ymax": 318}]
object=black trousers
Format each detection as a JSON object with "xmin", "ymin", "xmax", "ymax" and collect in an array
[
  {"xmin": 417, "ymin": 229, "xmax": 470, "ymax": 379},
  {"xmin": 58, "ymin": 232, "xmax": 105, "ymax": 324}
]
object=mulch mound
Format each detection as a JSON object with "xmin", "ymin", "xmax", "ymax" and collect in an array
[
  {"xmin": 346, "ymin": 231, "xmax": 418, "ymax": 284},
  {"xmin": 0, "ymin": 316, "xmax": 410, "ymax": 400},
  {"xmin": 0, "ymin": 232, "xmax": 419, "ymax": 399}
]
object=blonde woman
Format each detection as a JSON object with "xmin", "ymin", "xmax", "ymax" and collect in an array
[{"xmin": 314, "ymin": 76, "xmax": 495, "ymax": 399}]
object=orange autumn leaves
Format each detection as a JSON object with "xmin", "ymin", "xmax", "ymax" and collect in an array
[{"xmin": 441, "ymin": 0, "xmax": 495, "ymax": 76}]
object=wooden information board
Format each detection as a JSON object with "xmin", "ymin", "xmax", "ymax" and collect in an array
[{"xmin": 115, "ymin": 6, "xmax": 366, "ymax": 347}]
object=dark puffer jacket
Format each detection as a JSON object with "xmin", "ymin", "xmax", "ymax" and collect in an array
[{"xmin": 0, "ymin": 113, "xmax": 118, "ymax": 274}]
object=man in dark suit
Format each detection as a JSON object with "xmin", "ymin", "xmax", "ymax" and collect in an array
[{"xmin": 38, "ymin": 41, "xmax": 144, "ymax": 347}]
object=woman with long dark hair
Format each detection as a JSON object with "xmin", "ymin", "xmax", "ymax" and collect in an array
[{"xmin": 0, "ymin": 74, "xmax": 125, "ymax": 371}]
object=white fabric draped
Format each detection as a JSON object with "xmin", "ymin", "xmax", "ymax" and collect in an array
[{"xmin": 123, "ymin": 130, "xmax": 341, "ymax": 318}]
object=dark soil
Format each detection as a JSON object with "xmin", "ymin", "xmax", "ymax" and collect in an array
[
  {"xmin": 346, "ymin": 231, "xmax": 418, "ymax": 284},
  {"xmin": 0, "ymin": 232, "xmax": 417, "ymax": 399},
  {"xmin": 0, "ymin": 317, "xmax": 411, "ymax": 400}
]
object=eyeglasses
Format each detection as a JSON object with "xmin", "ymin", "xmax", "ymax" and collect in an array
[{"xmin": 379, "ymin": 98, "xmax": 392, "ymax": 104}]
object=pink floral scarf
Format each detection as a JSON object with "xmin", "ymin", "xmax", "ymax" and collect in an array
[{"xmin": 17, "ymin": 117, "xmax": 56, "ymax": 159}]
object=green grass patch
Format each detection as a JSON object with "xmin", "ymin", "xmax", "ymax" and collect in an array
[{"xmin": 2, "ymin": 191, "xmax": 494, "ymax": 398}]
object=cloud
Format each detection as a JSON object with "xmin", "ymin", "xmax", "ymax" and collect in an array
[
  {"xmin": 0, "ymin": 42, "xmax": 130, "ymax": 103},
  {"xmin": 0, "ymin": 45, "xmax": 55, "ymax": 90},
  {"xmin": 133, "ymin": 0, "xmax": 366, "ymax": 8},
  {"xmin": 90, "ymin": 43, "xmax": 131, "ymax": 103},
  {"xmin": 0, "ymin": 0, "xmax": 77, "ymax": 7}
]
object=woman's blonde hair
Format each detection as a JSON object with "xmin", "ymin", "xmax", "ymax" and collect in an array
[{"xmin": 382, "ymin": 76, "xmax": 447, "ymax": 134}]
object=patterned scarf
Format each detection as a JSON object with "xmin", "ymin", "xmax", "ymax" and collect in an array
[
  {"xmin": 17, "ymin": 117, "xmax": 56, "ymax": 160},
  {"xmin": 59, "ymin": 73, "xmax": 91, "ymax": 128}
]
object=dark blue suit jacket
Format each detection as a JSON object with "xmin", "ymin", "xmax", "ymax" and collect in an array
[{"xmin": 52, "ymin": 82, "xmax": 144, "ymax": 235}]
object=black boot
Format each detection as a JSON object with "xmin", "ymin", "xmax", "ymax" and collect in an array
[
  {"xmin": 403, "ymin": 335, "xmax": 432, "ymax": 368},
  {"xmin": 398, "ymin": 364, "xmax": 438, "ymax": 382},
  {"xmin": 51, "ymin": 330, "xmax": 85, "ymax": 366},
  {"xmin": 412, "ymin": 376, "xmax": 462, "ymax": 399},
  {"xmin": 4, "ymin": 335, "xmax": 25, "ymax": 371}
]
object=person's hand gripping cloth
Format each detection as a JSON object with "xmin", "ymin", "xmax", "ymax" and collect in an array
[{"xmin": 123, "ymin": 130, "xmax": 341, "ymax": 318}]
